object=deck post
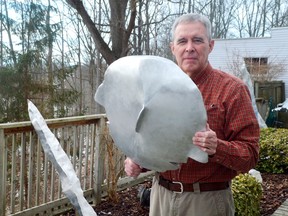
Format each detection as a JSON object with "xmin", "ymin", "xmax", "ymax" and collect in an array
[
  {"xmin": 0, "ymin": 128, "xmax": 6, "ymax": 216},
  {"xmin": 93, "ymin": 116, "xmax": 106, "ymax": 205}
]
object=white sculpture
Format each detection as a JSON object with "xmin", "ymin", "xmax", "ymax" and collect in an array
[
  {"xmin": 95, "ymin": 55, "xmax": 208, "ymax": 172},
  {"xmin": 28, "ymin": 100, "xmax": 97, "ymax": 216},
  {"xmin": 240, "ymin": 64, "xmax": 267, "ymax": 128}
]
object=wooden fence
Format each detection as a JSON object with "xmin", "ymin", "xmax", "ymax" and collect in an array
[
  {"xmin": 254, "ymin": 81, "xmax": 285, "ymax": 108},
  {"xmin": 0, "ymin": 115, "xmax": 153, "ymax": 216}
]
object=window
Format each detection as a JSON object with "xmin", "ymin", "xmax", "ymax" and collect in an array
[{"xmin": 244, "ymin": 57, "xmax": 268, "ymax": 74}]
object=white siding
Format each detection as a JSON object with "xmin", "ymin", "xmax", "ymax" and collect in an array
[{"xmin": 209, "ymin": 27, "xmax": 288, "ymax": 99}]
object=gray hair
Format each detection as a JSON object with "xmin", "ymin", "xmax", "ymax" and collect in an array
[{"xmin": 171, "ymin": 13, "xmax": 212, "ymax": 41}]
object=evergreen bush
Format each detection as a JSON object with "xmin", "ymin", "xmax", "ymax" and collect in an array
[
  {"xmin": 232, "ymin": 173, "xmax": 262, "ymax": 216},
  {"xmin": 256, "ymin": 127, "xmax": 288, "ymax": 174}
]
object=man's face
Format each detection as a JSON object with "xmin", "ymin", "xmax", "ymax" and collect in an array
[{"xmin": 170, "ymin": 22, "xmax": 214, "ymax": 77}]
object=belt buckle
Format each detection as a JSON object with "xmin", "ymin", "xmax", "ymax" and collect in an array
[{"xmin": 172, "ymin": 181, "xmax": 183, "ymax": 194}]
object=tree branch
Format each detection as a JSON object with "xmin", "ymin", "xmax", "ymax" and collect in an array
[{"xmin": 66, "ymin": 0, "xmax": 116, "ymax": 64}]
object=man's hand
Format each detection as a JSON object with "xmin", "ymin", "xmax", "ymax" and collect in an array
[
  {"xmin": 193, "ymin": 124, "xmax": 217, "ymax": 156},
  {"xmin": 124, "ymin": 157, "xmax": 142, "ymax": 178}
]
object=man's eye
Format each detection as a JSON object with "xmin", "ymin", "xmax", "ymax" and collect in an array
[
  {"xmin": 194, "ymin": 38, "xmax": 204, "ymax": 43},
  {"xmin": 177, "ymin": 39, "xmax": 186, "ymax": 44}
]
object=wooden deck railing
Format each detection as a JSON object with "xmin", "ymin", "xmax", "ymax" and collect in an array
[{"xmin": 0, "ymin": 115, "xmax": 153, "ymax": 216}]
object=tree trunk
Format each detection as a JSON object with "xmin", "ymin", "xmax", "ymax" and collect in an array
[
  {"xmin": 66, "ymin": 0, "xmax": 137, "ymax": 65},
  {"xmin": 47, "ymin": 0, "xmax": 54, "ymax": 117}
]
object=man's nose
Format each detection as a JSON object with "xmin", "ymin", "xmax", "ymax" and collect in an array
[{"xmin": 185, "ymin": 42, "xmax": 195, "ymax": 52}]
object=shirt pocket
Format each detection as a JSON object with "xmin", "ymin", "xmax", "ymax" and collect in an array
[{"xmin": 205, "ymin": 103, "xmax": 225, "ymax": 131}]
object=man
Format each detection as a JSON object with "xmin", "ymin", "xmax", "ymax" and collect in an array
[{"xmin": 124, "ymin": 13, "xmax": 260, "ymax": 216}]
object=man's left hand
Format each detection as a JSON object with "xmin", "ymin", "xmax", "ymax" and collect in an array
[{"xmin": 192, "ymin": 124, "xmax": 217, "ymax": 156}]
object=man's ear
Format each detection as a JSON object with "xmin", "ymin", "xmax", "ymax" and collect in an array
[
  {"xmin": 209, "ymin": 40, "xmax": 215, "ymax": 53},
  {"xmin": 170, "ymin": 42, "xmax": 174, "ymax": 54}
]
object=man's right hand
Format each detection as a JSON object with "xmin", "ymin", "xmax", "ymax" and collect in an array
[{"xmin": 124, "ymin": 157, "xmax": 142, "ymax": 178}]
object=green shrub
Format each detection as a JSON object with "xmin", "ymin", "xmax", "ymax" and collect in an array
[
  {"xmin": 256, "ymin": 128, "xmax": 288, "ymax": 174},
  {"xmin": 232, "ymin": 173, "xmax": 262, "ymax": 216}
]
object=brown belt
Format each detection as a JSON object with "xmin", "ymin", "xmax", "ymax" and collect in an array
[{"xmin": 158, "ymin": 176, "xmax": 229, "ymax": 193}]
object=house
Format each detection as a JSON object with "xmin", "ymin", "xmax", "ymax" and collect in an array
[{"xmin": 209, "ymin": 27, "xmax": 288, "ymax": 103}]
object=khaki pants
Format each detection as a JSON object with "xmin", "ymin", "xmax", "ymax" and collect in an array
[{"xmin": 149, "ymin": 175, "xmax": 235, "ymax": 216}]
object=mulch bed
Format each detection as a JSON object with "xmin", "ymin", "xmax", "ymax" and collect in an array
[
  {"xmin": 260, "ymin": 173, "xmax": 288, "ymax": 216},
  {"xmin": 65, "ymin": 173, "xmax": 288, "ymax": 216}
]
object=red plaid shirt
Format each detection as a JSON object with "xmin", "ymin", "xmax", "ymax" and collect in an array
[{"xmin": 160, "ymin": 63, "xmax": 260, "ymax": 183}]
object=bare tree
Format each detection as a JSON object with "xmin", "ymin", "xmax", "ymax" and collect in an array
[
  {"xmin": 244, "ymin": 0, "xmax": 269, "ymax": 37},
  {"xmin": 66, "ymin": 0, "xmax": 137, "ymax": 65},
  {"xmin": 46, "ymin": 0, "xmax": 55, "ymax": 117},
  {"xmin": 195, "ymin": 0, "xmax": 241, "ymax": 38},
  {"xmin": 2, "ymin": 0, "xmax": 17, "ymax": 65},
  {"xmin": 133, "ymin": 0, "xmax": 168, "ymax": 55},
  {"xmin": 271, "ymin": 0, "xmax": 288, "ymax": 27},
  {"xmin": 233, "ymin": 0, "xmax": 288, "ymax": 38}
]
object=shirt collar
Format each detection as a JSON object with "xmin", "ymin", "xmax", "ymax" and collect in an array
[{"xmin": 191, "ymin": 63, "xmax": 212, "ymax": 85}]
